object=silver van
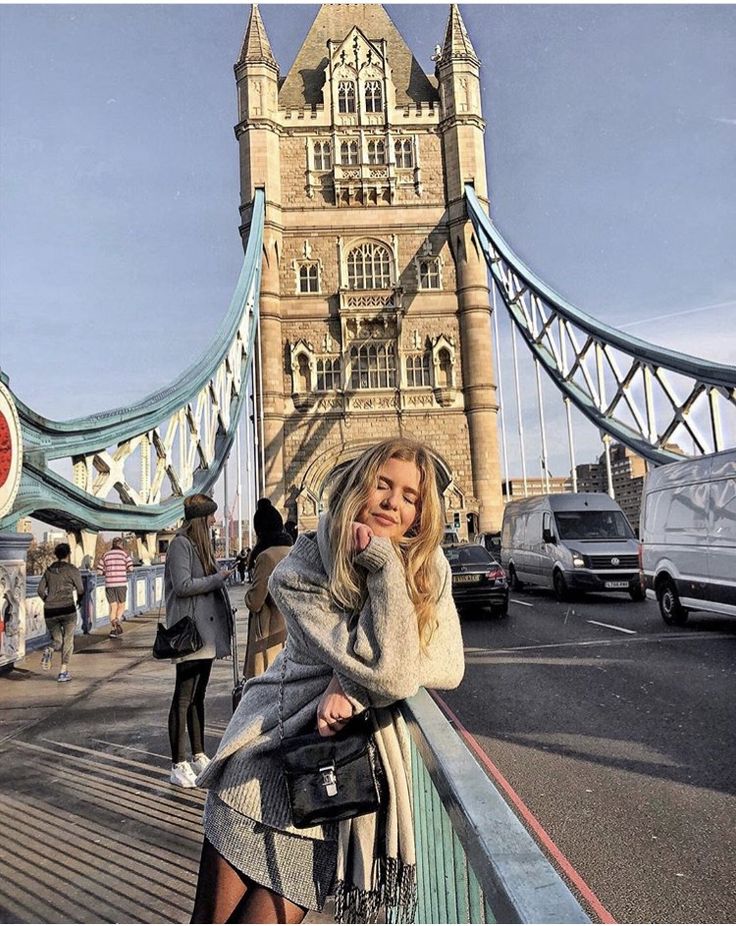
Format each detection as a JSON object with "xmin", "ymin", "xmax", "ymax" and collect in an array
[
  {"xmin": 501, "ymin": 493, "xmax": 644, "ymax": 601},
  {"xmin": 640, "ymin": 448, "xmax": 736, "ymax": 624}
]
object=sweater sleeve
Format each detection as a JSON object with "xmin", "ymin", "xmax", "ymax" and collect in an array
[
  {"xmin": 73, "ymin": 567, "xmax": 85, "ymax": 601},
  {"xmin": 337, "ymin": 541, "xmax": 465, "ymax": 709},
  {"xmin": 37, "ymin": 574, "xmax": 48, "ymax": 601},
  {"xmin": 168, "ymin": 536, "xmax": 224, "ymax": 598}
]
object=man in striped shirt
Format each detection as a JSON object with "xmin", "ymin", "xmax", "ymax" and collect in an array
[{"xmin": 97, "ymin": 538, "xmax": 134, "ymax": 638}]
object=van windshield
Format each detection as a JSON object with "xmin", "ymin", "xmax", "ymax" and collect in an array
[{"xmin": 555, "ymin": 510, "xmax": 634, "ymax": 541}]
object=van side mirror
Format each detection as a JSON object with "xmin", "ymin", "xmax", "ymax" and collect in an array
[{"xmin": 542, "ymin": 528, "xmax": 555, "ymax": 544}]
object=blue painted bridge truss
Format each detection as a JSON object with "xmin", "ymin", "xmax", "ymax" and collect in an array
[
  {"xmin": 0, "ymin": 192, "xmax": 264, "ymax": 534},
  {"xmin": 465, "ymin": 185, "xmax": 736, "ymax": 464}
]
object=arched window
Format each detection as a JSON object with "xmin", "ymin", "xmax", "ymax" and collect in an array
[
  {"xmin": 394, "ymin": 138, "xmax": 414, "ymax": 168},
  {"xmin": 316, "ymin": 357, "xmax": 341, "ymax": 392},
  {"xmin": 437, "ymin": 348, "xmax": 452, "ymax": 388},
  {"xmin": 340, "ymin": 141, "xmax": 359, "ymax": 165},
  {"xmin": 364, "ymin": 80, "xmax": 383, "ymax": 113},
  {"xmin": 350, "ymin": 343, "xmax": 397, "ymax": 389},
  {"xmin": 296, "ymin": 354, "xmax": 311, "ymax": 393},
  {"xmin": 406, "ymin": 353, "xmax": 431, "ymax": 387},
  {"xmin": 338, "ymin": 82, "xmax": 356, "ymax": 114},
  {"xmin": 313, "ymin": 141, "xmax": 332, "ymax": 170},
  {"xmin": 347, "ymin": 242, "xmax": 392, "ymax": 289},
  {"xmin": 367, "ymin": 140, "xmax": 386, "ymax": 165},
  {"xmin": 298, "ymin": 262, "xmax": 319, "ymax": 294},
  {"xmin": 418, "ymin": 257, "xmax": 441, "ymax": 290}
]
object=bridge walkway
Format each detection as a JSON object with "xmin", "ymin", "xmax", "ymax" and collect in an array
[{"xmin": 0, "ymin": 585, "xmax": 333, "ymax": 924}]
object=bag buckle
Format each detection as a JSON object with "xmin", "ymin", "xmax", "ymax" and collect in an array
[{"xmin": 319, "ymin": 762, "xmax": 338, "ymax": 798}]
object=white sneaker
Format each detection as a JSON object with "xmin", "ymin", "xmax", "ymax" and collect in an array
[
  {"xmin": 169, "ymin": 761, "xmax": 197, "ymax": 789},
  {"xmin": 190, "ymin": 753, "xmax": 211, "ymax": 777}
]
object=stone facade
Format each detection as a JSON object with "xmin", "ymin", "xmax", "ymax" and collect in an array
[{"xmin": 235, "ymin": 4, "xmax": 503, "ymax": 535}]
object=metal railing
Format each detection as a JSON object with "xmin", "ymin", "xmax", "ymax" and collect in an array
[{"xmin": 401, "ymin": 689, "xmax": 589, "ymax": 924}]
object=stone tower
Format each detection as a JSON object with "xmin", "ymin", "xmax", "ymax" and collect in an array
[{"xmin": 235, "ymin": 3, "xmax": 503, "ymax": 534}]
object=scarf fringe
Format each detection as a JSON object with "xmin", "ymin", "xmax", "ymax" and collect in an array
[{"xmin": 333, "ymin": 860, "xmax": 417, "ymax": 924}]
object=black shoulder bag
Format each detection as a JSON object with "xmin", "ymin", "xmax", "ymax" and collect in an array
[
  {"xmin": 152, "ymin": 593, "xmax": 203, "ymax": 660},
  {"xmin": 278, "ymin": 644, "xmax": 384, "ymax": 829}
]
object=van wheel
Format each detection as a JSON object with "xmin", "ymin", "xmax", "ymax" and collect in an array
[
  {"xmin": 629, "ymin": 582, "xmax": 646, "ymax": 602},
  {"xmin": 553, "ymin": 570, "xmax": 570, "ymax": 602},
  {"xmin": 657, "ymin": 578, "xmax": 688, "ymax": 625},
  {"xmin": 508, "ymin": 566, "xmax": 523, "ymax": 591}
]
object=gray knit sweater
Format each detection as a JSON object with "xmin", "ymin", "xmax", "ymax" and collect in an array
[{"xmin": 198, "ymin": 516, "xmax": 465, "ymax": 840}]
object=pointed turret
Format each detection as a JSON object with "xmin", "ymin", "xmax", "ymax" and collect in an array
[
  {"xmin": 237, "ymin": 4, "xmax": 278, "ymax": 69},
  {"xmin": 441, "ymin": 4, "xmax": 479, "ymax": 63}
]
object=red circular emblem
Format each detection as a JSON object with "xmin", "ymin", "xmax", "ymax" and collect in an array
[{"xmin": 0, "ymin": 410, "xmax": 12, "ymax": 489}]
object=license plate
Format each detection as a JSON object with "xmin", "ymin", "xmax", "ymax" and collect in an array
[
  {"xmin": 605, "ymin": 581, "xmax": 629, "ymax": 589},
  {"xmin": 454, "ymin": 575, "xmax": 481, "ymax": 584}
]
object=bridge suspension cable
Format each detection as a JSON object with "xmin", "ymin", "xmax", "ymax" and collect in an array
[
  {"xmin": 0, "ymin": 190, "xmax": 265, "ymax": 534},
  {"xmin": 466, "ymin": 185, "xmax": 736, "ymax": 465}
]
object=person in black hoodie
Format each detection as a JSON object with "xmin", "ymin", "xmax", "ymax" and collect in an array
[{"xmin": 38, "ymin": 543, "xmax": 84, "ymax": 682}]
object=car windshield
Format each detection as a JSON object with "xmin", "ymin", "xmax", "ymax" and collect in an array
[
  {"xmin": 443, "ymin": 546, "xmax": 494, "ymax": 567},
  {"xmin": 555, "ymin": 510, "xmax": 634, "ymax": 540}
]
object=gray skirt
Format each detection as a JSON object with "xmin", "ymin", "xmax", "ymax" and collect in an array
[{"xmin": 203, "ymin": 792, "xmax": 338, "ymax": 911}]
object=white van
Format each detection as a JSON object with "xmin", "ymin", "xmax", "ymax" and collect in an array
[
  {"xmin": 501, "ymin": 493, "xmax": 643, "ymax": 601},
  {"xmin": 640, "ymin": 448, "xmax": 736, "ymax": 624}
]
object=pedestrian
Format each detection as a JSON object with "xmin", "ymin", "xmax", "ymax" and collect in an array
[
  {"xmin": 97, "ymin": 537, "xmax": 134, "ymax": 638},
  {"xmin": 165, "ymin": 493, "xmax": 234, "ymax": 789},
  {"xmin": 38, "ymin": 542, "xmax": 84, "ymax": 683},
  {"xmin": 243, "ymin": 499, "xmax": 293, "ymax": 681},
  {"xmin": 191, "ymin": 437, "xmax": 465, "ymax": 924},
  {"xmin": 234, "ymin": 548, "xmax": 249, "ymax": 585}
]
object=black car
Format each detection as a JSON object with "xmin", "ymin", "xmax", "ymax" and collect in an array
[{"xmin": 443, "ymin": 543, "xmax": 509, "ymax": 617}]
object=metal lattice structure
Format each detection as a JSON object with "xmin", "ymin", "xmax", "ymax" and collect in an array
[
  {"xmin": 466, "ymin": 185, "xmax": 736, "ymax": 464},
  {"xmin": 0, "ymin": 191, "xmax": 264, "ymax": 534}
]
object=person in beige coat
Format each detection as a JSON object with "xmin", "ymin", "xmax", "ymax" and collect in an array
[{"xmin": 243, "ymin": 498, "xmax": 293, "ymax": 679}]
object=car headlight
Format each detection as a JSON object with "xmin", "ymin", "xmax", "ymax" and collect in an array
[{"xmin": 571, "ymin": 552, "xmax": 585, "ymax": 568}]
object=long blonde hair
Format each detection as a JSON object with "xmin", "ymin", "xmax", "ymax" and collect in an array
[
  {"xmin": 182, "ymin": 494, "xmax": 218, "ymax": 576},
  {"xmin": 326, "ymin": 437, "xmax": 444, "ymax": 647}
]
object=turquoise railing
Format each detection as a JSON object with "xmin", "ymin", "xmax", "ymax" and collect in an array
[{"xmin": 401, "ymin": 689, "xmax": 590, "ymax": 924}]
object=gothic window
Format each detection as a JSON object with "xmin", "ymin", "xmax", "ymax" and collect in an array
[
  {"xmin": 338, "ymin": 82, "xmax": 356, "ymax": 114},
  {"xmin": 406, "ymin": 353, "xmax": 431, "ymax": 387},
  {"xmin": 418, "ymin": 257, "xmax": 441, "ymax": 290},
  {"xmin": 394, "ymin": 138, "xmax": 414, "ymax": 168},
  {"xmin": 364, "ymin": 80, "xmax": 383, "ymax": 113},
  {"xmin": 367, "ymin": 140, "xmax": 386, "ymax": 165},
  {"xmin": 340, "ymin": 140, "xmax": 359, "ymax": 165},
  {"xmin": 347, "ymin": 243, "xmax": 392, "ymax": 289},
  {"xmin": 350, "ymin": 343, "xmax": 397, "ymax": 389},
  {"xmin": 313, "ymin": 141, "xmax": 332, "ymax": 171},
  {"xmin": 316, "ymin": 357, "xmax": 341, "ymax": 392},
  {"xmin": 437, "ymin": 348, "xmax": 452, "ymax": 388},
  {"xmin": 297, "ymin": 262, "xmax": 319, "ymax": 294}
]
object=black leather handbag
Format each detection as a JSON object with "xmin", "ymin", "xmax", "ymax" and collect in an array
[
  {"xmin": 278, "ymin": 645, "xmax": 383, "ymax": 829},
  {"xmin": 281, "ymin": 711, "xmax": 383, "ymax": 829},
  {"xmin": 152, "ymin": 614, "xmax": 203, "ymax": 660}
]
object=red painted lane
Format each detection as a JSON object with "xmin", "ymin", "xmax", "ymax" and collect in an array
[{"xmin": 431, "ymin": 690, "xmax": 617, "ymax": 925}]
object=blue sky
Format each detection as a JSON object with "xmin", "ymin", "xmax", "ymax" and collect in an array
[{"xmin": 1, "ymin": 3, "xmax": 734, "ymax": 506}]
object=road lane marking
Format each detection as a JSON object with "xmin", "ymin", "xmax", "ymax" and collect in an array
[
  {"xmin": 587, "ymin": 620, "xmax": 637, "ymax": 634},
  {"xmin": 430, "ymin": 691, "xmax": 617, "ymax": 924},
  {"xmin": 510, "ymin": 598, "xmax": 534, "ymax": 607},
  {"xmin": 479, "ymin": 631, "xmax": 731, "ymax": 654}
]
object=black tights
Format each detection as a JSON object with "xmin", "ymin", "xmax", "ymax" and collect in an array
[{"xmin": 168, "ymin": 658, "xmax": 213, "ymax": 764}]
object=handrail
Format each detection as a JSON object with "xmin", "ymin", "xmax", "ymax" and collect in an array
[{"xmin": 402, "ymin": 688, "xmax": 589, "ymax": 924}]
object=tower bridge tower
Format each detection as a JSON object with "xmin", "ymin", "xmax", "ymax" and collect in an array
[{"xmin": 235, "ymin": 3, "xmax": 503, "ymax": 534}]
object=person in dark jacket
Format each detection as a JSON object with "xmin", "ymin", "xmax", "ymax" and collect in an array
[
  {"xmin": 243, "ymin": 500, "xmax": 292, "ymax": 680},
  {"xmin": 38, "ymin": 543, "xmax": 84, "ymax": 683}
]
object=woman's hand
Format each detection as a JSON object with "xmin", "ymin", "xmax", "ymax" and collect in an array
[
  {"xmin": 350, "ymin": 521, "xmax": 374, "ymax": 555},
  {"xmin": 316, "ymin": 674, "xmax": 355, "ymax": 738}
]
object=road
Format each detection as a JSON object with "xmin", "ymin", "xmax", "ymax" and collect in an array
[{"xmin": 442, "ymin": 588, "xmax": 736, "ymax": 924}]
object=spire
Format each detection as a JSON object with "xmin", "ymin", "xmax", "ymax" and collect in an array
[
  {"xmin": 441, "ymin": 4, "xmax": 479, "ymax": 63},
  {"xmin": 237, "ymin": 5, "xmax": 278, "ymax": 69}
]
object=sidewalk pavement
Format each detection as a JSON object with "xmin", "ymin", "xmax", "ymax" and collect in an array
[{"xmin": 0, "ymin": 585, "xmax": 331, "ymax": 924}]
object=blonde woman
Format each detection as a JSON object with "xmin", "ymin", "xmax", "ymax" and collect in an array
[
  {"xmin": 165, "ymin": 494, "xmax": 233, "ymax": 788},
  {"xmin": 192, "ymin": 438, "xmax": 465, "ymax": 924}
]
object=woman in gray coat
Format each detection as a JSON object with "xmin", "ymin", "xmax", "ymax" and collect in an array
[{"xmin": 165, "ymin": 494, "xmax": 233, "ymax": 788}]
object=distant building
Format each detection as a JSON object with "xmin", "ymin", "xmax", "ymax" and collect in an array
[
  {"xmin": 15, "ymin": 517, "xmax": 33, "ymax": 534},
  {"xmin": 43, "ymin": 529, "xmax": 66, "ymax": 544},
  {"xmin": 503, "ymin": 476, "xmax": 573, "ymax": 499},
  {"xmin": 575, "ymin": 443, "xmax": 649, "ymax": 534}
]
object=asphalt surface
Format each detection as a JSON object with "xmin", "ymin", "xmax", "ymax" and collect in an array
[{"xmin": 443, "ymin": 587, "xmax": 736, "ymax": 924}]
